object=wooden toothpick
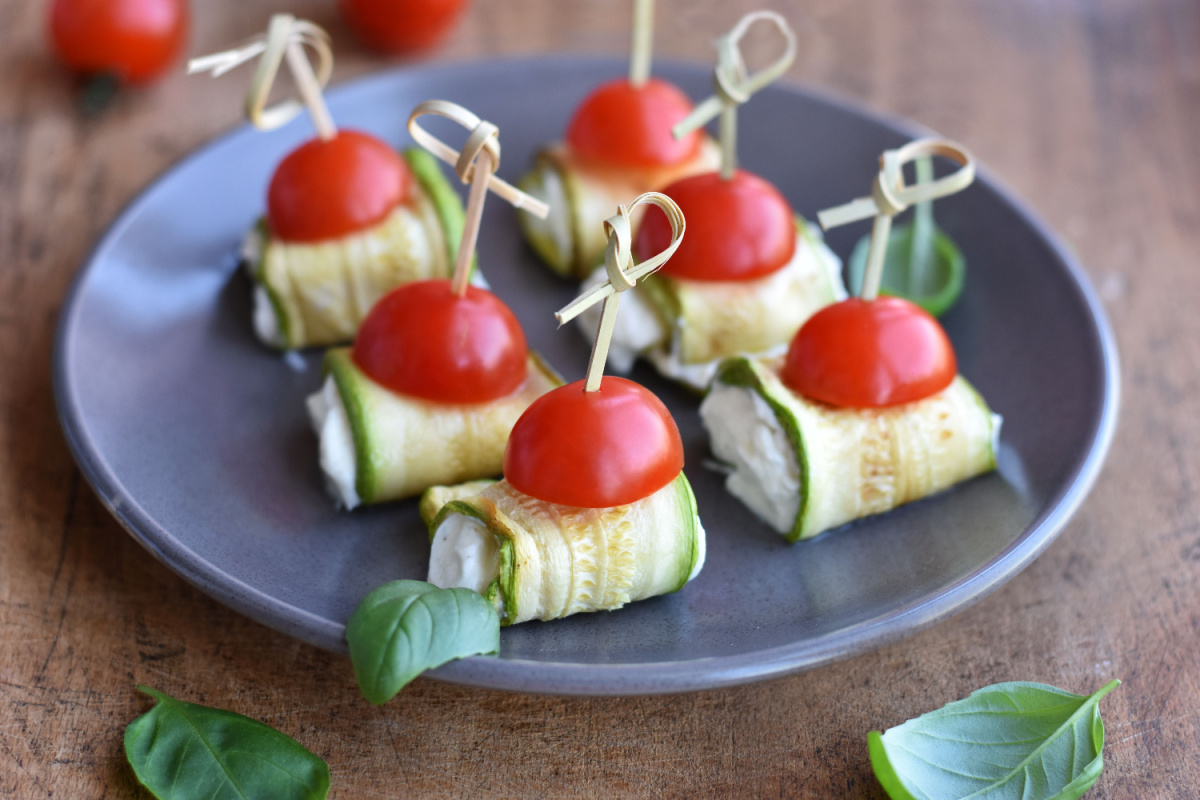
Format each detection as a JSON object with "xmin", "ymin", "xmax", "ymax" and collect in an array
[
  {"xmin": 188, "ymin": 14, "xmax": 337, "ymax": 140},
  {"xmin": 408, "ymin": 100, "xmax": 550, "ymax": 296},
  {"xmin": 818, "ymin": 138, "xmax": 976, "ymax": 301},
  {"xmin": 557, "ymin": 193, "xmax": 686, "ymax": 392},
  {"xmin": 672, "ymin": 11, "xmax": 796, "ymax": 180},
  {"xmin": 629, "ymin": 0, "xmax": 655, "ymax": 87}
]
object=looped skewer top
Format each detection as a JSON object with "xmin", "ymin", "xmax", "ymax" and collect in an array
[
  {"xmin": 407, "ymin": 100, "xmax": 548, "ymax": 216},
  {"xmin": 187, "ymin": 14, "xmax": 336, "ymax": 139},
  {"xmin": 672, "ymin": 11, "xmax": 797, "ymax": 179},
  {"xmin": 818, "ymin": 138, "xmax": 975, "ymax": 301},
  {"xmin": 557, "ymin": 193, "xmax": 686, "ymax": 392},
  {"xmin": 407, "ymin": 100, "xmax": 550, "ymax": 295}
]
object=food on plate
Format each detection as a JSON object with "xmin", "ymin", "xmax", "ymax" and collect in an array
[
  {"xmin": 576, "ymin": 11, "xmax": 845, "ymax": 391},
  {"xmin": 423, "ymin": 192, "xmax": 706, "ymax": 624},
  {"xmin": 308, "ymin": 100, "xmax": 558, "ymax": 508},
  {"xmin": 190, "ymin": 15, "xmax": 471, "ymax": 349},
  {"xmin": 700, "ymin": 139, "xmax": 1001, "ymax": 540},
  {"xmin": 49, "ymin": 0, "xmax": 188, "ymax": 85},
  {"xmin": 517, "ymin": 0, "xmax": 719, "ymax": 278},
  {"xmin": 243, "ymin": 145, "xmax": 472, "ymax": 349},
  {"xmin": 338, "ymin": 0, "xmax": 469, "ymax": 54}
]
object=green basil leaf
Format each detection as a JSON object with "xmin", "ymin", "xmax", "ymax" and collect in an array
[
  {"xmin": 124, "ymin": 686, "xmax": 330, "ymax": 800},
  {"xmin": 869, "ymin": 679, "xmax": 1120, "ymax": 800},
  {"xmin": 346, "ymin": 580, "xmax": 500, "ymax": 705}
]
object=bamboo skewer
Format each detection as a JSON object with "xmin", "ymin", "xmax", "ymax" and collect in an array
[
  {"xmin": 629, "ymin": 0, "xmax": 655, "ymax": 87},
  {"xmin": 672, "ymin": 11, "xmax": 796, "ymax": 180},
  {"xmin": 818, "ymin": 138, "xmax": 975, "ymax": 301},
  {"xmin": 407, "ymin": 100, "xmax": 550, "ymax": 296},
  {"xmin": 556, "ymin": 193, "xmax": 686, "ymax": 392},
  {"xmin": 188, "ymin": 14, "xmax": 337, "ymax": 139}
]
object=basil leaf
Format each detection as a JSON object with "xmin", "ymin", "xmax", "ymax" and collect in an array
[
  {"xmin": 124, "ymin": 686, "xmax": 330, "ymax": 800},
  {"xmin": 346, "ymin": 580, "xmax": 500, "ymax": 705},
  {"xmin": 869, "ymin": 679, "xmax": 1120, "ymax": 800}
]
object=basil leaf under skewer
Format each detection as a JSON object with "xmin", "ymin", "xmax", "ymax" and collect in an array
[{"xmin": 848, "ymin": 155, "xmax": 966, "ymax": 317}]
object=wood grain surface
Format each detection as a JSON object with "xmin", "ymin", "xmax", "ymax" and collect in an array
[{"xmin": 3, "ymin": 0, "xmax": 1197, "ymax": 796}]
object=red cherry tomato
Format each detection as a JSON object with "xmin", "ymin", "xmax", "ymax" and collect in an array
[
  {"xmin": 267, "ymin": 130, "xmax": 411, "ymax": 243},
  {"xmin": 504, "ymin": 377, "xmax": 684, "ymax": 508},
  {"xmin": 566, "ymin": 78, "xmax": 703, "ymax": 169},
  {"xmin": 353, "ymin": 280, "xmax": 528, "ymax": 405},
  {"xmin": 636, "ymin": 170, "xmax": 795, "ymax": 281},
  {"xmin": 782, "ymin": 297, "xmax": 957, "ymax": 408},
  {"xmin": 338, "ymin": 0, "xmax": 468, "ymax": 53},
  {"xmin": 48, "ymin": 0, "xmax": 188, "ymax": 84}
]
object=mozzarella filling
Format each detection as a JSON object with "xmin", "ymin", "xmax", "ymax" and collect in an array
[
  {"xmin": 700, "ymin": 381, "xmax": 802, "ymax": 534},
  {"xmin": 306, "ymin": 376, "xmax": 361, "ymax": 509},
  {"xmin": 428, "ymin": 514, "xmax": 504, "ymax": 614}
]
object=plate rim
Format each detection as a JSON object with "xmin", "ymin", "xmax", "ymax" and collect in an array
[{"xmin": 52, "ymin": 54, "xmax": 1120, "ymax": 696}]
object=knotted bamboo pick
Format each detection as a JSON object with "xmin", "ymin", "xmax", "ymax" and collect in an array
[
  {"xmin": 408, "ymin": 100, "xmax": 550, "ymax": 296},
  {"xmin": 672, "ymin": 11, "xmax": 796, "ymax": 179},
  {"xmin": 629, "ymin": 0, "xmax": 655, "ymax": 86},
  {"xmin": 557, "ymin": 193, "xmax": 685, "ymax": 392},
  {"xmin": 818, "ymin": 139, "xmax": 975, "ymax": 301},
  {"xmin": 188, "ymin": 14, "xmax": 336, "ymax": 140}
]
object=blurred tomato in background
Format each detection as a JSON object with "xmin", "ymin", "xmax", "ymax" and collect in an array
[
  {"xmin": 48, "ymin": 0, "xmax": 189, "ymax": 84},
  {"xmin": 338, "ymin": 0, "xmax": 469, "ymax": 54}
]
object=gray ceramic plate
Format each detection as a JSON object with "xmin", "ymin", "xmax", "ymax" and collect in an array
[{"xmin": 54, "ymin": 57, "xmax": 1118, "ymax": 695}]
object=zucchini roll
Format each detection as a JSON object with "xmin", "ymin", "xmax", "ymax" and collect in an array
[
  {"xmin": 307, "ymin": 349, "xmax": 561, "ymax": 508},
  {"xmin": 577, "ymin": 219, "xmax": 846, "ymax": 390},
  {"xmin": 423, "ymin": 474, "xmax": 706, "ymax": 625},
  {"xmin": 244, "ymin": 148, "xmax": 475, "ymax": 349},
  {"xmin": 518, "ymin": 140, "xmax": 720, "ymax": 280},
  {"xmin": 700, "ymin": 357, "xmax": 1001, "ymax": 540}
]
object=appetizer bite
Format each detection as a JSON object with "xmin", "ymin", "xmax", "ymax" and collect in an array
[
  {"xmin": 518, "ymin": 0, "xmax": 720, "ymax": 278},
  {"xmin": 422, "ymin": 194, "xmax": 706, "ymax": 625},
  {"xmin": 700, "ymin": 140, "xmax": 1001, "ymax": 540},
  {"xmin": 308, "ymin": 101, "xmax": 559, "ymax": 508},
  {"xmin": 578, "ymin": 11, "xmax": 845, "ymax": 391},
  {"xmin": 190, "ymin": 15, "xmax": 472, "ymax": 350}
]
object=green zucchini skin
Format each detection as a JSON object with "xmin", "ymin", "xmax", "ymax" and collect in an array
[
  {"xmin": 322, "ymin": 349, "xmax": 563, "ymax": 505},
  {"xmin": 704, "ymin": 358, "xmax": 999, "ymax": 541},
  {"xmin": 425, "ymin": 474, "xmax": 704, "ymax": 626},
  {"xmin": 246, "ymin": 147, "xmax": 470, "ymax": 350}
]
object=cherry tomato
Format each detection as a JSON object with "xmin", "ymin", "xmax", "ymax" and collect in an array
[
  {"xmin": 353, "ymin": 280, "xmax": 528, "ymax": 405},
  {"xmin": 781, "ymin": 297, "xmax": 957, "ymax": 408},
  {"xmin": 48, "ymin": 0, "xmax": 188, "ymax": 84},
  {"xmin": 566, "ymin": 78, "xmax": 703, "ymax": 169},
  {"xmin": 338, "ymin": 0, "xmax": 468, "ymax": 54},
  {"xmin": 267, "ymin": 130, "xmax": 411, "ymax": 243},
  {"xmin": 636, "ymin": 170, "xmax": 795, "ymax": 281},
  {"xmin": 503, "ymin": 377, "xmax": 684, "ymax": 508}
]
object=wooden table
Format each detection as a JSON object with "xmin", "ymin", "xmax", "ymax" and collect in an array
[{"xmin": 3, "ymin": 0, "xmax": 1196, "ymax": 796}]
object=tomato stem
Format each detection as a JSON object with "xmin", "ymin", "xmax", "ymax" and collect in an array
[{"xmin": 78, "ymin": 72, "xmax": 120, "ymax": 117}]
